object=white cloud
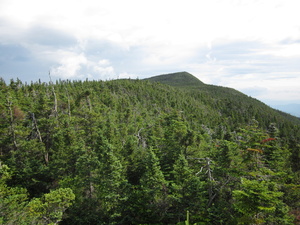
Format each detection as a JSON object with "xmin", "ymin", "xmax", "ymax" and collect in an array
[
  {"xmin": 98, "ymin": 59, "xmax": 110, "ymax": 66},
  {"xmin": 257, "ymin": 76, "xmax": 300, "ymax": 102},
  {"xmin": 51, "ymin": 52, "xmax": 88, "ymax": 79},
  {"xmin": 93, "ymin": 64, "xmax": 114, "ymax": 77},
  {"xmin": 3, "ymin": 0, "xmax": 297, "ymax": 48},
  {"xmin": 50, "ymin": 51, "xmax": 115, "ymax": 80},
  {"xmin": 260, "ymin": 43, "xmax": 300, "ymax": 57}
]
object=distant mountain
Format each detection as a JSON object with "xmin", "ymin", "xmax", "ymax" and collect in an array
[
  {"xmin": 145, "ymin": 71, "xmax": 205, "ymax": 88},
  {"xmin": 145, "ymin": 71, "xmax": 300, "ymax": 126},
  {"xmin": 272, "ymin": 104, "xmax": 300, "ymax": 118},
  {"xmin": 148, "ymin": 71, "xmax": 300, "ymax": 119}
]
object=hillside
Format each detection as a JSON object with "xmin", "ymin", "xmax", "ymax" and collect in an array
[
  {"xmin": 0, "ymin": 75, "xmax": 300, "ymax": 224},
  {"xmin": 146, "ymin": 71, "xmax": 300, "ymax": 127}
]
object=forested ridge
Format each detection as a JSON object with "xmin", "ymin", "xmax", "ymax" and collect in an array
[{"xmin": 1, "ymin": 72, "xmax": 300, "ymax": 224}]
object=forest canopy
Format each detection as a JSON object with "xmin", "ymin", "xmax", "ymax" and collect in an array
[{"xmin": 0, "ymin": 72, "xmax": 300, "ymax": 224}]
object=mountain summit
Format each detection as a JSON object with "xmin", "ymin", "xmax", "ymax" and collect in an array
[{"xmin": 144, "ymin": 71, "xmax": 205, "ymax": 87}]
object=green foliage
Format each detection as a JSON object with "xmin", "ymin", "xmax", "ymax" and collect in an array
[
  {"xmin": 171, "ymin": 154, "xmax": 205, "ymax": 223},
  {"xmin": 27, "ymin": 188, "xmax": 75, "ymax": 224},
  {"xmin": 233, "ymin": 178, "xmax": 292, "ymax": 224},
  {"xmin": 0, "ymin": 162, "xmax": 74, "ymax": 224},
  {"xmin": 0, "ymin": 73, "xmax": 299, "ymax": 224},
  {"xmin": 0, "ymin": 162, "xmax": 29, "ymax": 224}
]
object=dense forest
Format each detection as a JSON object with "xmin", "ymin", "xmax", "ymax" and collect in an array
[{"xmin": 1, "ymin": 72, "xmax": 300, "ymax": 224}]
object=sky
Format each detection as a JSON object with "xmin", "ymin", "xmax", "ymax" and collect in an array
[{"xmin": 1, "ymin": 0, "xmax": 300, "ymax": 107}]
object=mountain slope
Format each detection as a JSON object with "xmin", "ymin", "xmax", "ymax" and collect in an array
[{"xmin": 145, "ymin": 72, "xmax": 300, "ymax": 127}]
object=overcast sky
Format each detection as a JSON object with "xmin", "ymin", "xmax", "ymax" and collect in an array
[{"xmin": 1, "ymin": 0, "xmax": 300, "ymax": 106}]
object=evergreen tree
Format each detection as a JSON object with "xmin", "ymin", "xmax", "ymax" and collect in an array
[
  {"xmin": 233, "ymin": 178, "xmax": 292, "ymax": 224},
  {"xmin": 170, "ymin": 153, "xmax": 205, "ymax": 224}
]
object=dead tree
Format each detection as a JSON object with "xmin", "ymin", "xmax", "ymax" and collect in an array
[
  {"xmin": 30, "ymin": 112, "xmax": 48, "ymax": 165},
  {"xmin": 49, "ymin": 71, "xmax": 58, "ymax": 117},
  {"xmin": 7, "ymin": 97, "xmax": 17, "ymax": 148},
  {"xmin": 188, "ymin": 157, "xmax": 215, "ymax": 207},
  {"xmin": 189, "ymin": 157, "xmax": 231, "ymax": 208},
  {"xmin": 135, "ymin": 128, "xmax": 147, "ymax": 148}
]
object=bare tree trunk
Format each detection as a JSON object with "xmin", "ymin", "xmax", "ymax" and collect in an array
[
  {"xmin": 31, "ymin": 112, "xmax": 49, "ymax": 165},
  {"xmin": 7, "ymin": 97, "xmax": 17, "ymax": 148},
  {"xmin": 189, "ymin": 157, "xmax": 216, "ymax": 207},
  {"xmin": 86, "ymin": 96, "xmax": 92, "ymax": 111},
  {"xmin": 65, "ymin": 88, "xmax": 71, "ymax": 117},
  {"xmin": 135, "ymin": 128, "xmax": 147, "ymax": 148},
  {"xmin": 206, "ymin": 157, "xmax": 214, "ymax": 207},
  {"xmin": 49, "ymin": 71, "xmax": 58, "ymax": 117}
]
